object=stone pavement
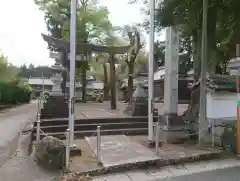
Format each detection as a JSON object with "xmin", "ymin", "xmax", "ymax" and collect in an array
[
  {"xmin": 74, "ymin": 102, "xmax": 188, "ymax": 119},
  {"xmin": 90, "ymin": 158, "xmax": 240, "ymax": 181},
  {"xmin": 0, "ymin": 102, "xmax": 37, "ymax": 166},
  {"xmin": 85, "ymin": 135, "xmax": 159, "ymax": 168},
  {"xmin": 83, "ymin": 135, "xmax": 222, "ymax": 174}
]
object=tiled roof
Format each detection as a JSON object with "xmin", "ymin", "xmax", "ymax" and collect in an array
[{"xmin": 206, "ymin": 75, "xmax": 236, "ymax": 92}]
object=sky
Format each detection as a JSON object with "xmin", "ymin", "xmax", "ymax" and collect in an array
[{"xmin": 0, "ymin": 0, "xmax": 150, "ymax": 66}]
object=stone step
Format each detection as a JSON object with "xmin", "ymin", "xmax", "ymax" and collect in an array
[
  {"xmin": 34, "ymin": 121, "xmax": 148, "ymax": 133},
  {"xmin": 37, "ymin": 117, "xmax": 158, "ymax": 127}
]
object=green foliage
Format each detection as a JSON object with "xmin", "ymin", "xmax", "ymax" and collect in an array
[
  {"xmin": 0, "ymin": 54, "xmax": 19, "ymax": 83},
  {"xmin": 0, "ymin": 83, "xmax": 31, "ymax": 104},
  {"xmin": 132, "ymin": 0, "xmax": 240, "ymax": 74},
  {"xmin": 18, "ymin": 64, "xmax": 52, "ymax": 78},
  {"xmin": 23, "ymin": 83, "xmax": 32, "ymax": 92}
]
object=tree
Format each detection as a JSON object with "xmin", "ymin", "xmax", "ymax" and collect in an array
[
  {"xmin": 117, "ymin": 25, "xmax": 142, "ymax": 102},
  {"xmin": 18, "ymin": 65, "xmax": 52, "ymax": 78},
  {"xmin": 0, "ymin": 54, "xmax": 19, "ymax": 83},
  {"xmin": 35, "ymin": 0, "xmax": 114, "ymax": 102},
  {"xmin": 132, "ymin": 0, "xmax": 240, "ymax": 75}
]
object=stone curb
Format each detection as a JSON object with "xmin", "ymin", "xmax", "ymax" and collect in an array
[{"xmin": 66, "ymin": 150, "xmax": 225, "ymax": 180}]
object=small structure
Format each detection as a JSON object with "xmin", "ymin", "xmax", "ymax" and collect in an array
[
  {"xmin": 65, "ymin": 80, "xmax": 104, "ymax": 101},
  {"xmin": 28, "ymin": 77, "xmax": 53, "ymax": 98},
  {"xmin": 124, "ymin": 82, "xmax": 149, "ymax": 116},
  {"xmin": 206, "ymin": 75, "xmax": 237, "ymax": 120},
  {"xmin": 205, "ymin": 74, "xmax": 237, "ymax": 147}
]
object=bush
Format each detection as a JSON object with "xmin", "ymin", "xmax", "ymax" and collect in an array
[{"xmin": 0, "ymin": 82, "xmax": 32, "ymax": 104}]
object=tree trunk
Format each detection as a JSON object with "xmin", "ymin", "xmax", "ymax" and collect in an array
[
  {"xmin": 192, "ymin": 29, "xmax": 202, "ymax": 77},
  {"xmin": 127, "ymin": 61, "xmax": 134, "ymax": 103},
  {"xmin": 207, "ymin": 4, "xmax": 217, "ymax": 74},
  {"xmin": 81, "ymin": 64, "xmax": 87, "ymax": 103},
  {"xmin": 103, "ymin": 63, "xmax": 109, "ymax": 101},
  {"xmin": 109, "ymin": 53, "xmax": 116, "ymax": 109}
]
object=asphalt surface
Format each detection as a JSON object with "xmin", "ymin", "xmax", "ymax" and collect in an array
[
  {"xmin": 0, "ymin": 102, "xmax": 37, "ymax": 166},
  {"xmin": 92, "ymin": 158, "xmax": 240, "ymax": 181},
  {"xmin": 160, "ymin": 166, "xmax": 240, "ymax": 181}
]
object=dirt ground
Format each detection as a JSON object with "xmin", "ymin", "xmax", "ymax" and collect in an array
[{"xmin": 74, "ymin": 101, "xmax": 188, "ymax": 119}]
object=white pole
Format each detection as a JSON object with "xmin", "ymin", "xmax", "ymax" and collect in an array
[
  {"xmin": 36, "ymin": 119, "xmax": 40, "ymax": 145},
  {"xmin": 65, "ymin": 128, "xmax": 70, "ymax": 169},
  {"xmin": 97, "ymin": 126, "xmax": 101, "ymax": 163},
  {"xmin": 155, "ymin": 121, "xmax": 159, "ymax": 155},
  {"xmin": 148, "ymin": 0, "xmax": 155, "ymax": 142},
  {"xmin": 69, "ymin": 0, "xmax": 77, "ymax": 146}
]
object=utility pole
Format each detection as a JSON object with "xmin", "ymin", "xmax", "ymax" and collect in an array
[
  {"xmin": 148, "ymin": 0, "xmax": 155, "ymax": 143},
  {"xmin": 198, "ymin": 0, "xmax": 208, "ymax": 145},
  {"xmin": 69, "ymin": 0, "xmax": 77, "ymax": 147}
]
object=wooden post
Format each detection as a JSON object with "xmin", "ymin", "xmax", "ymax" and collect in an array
[
  {"xmin": 109, "ymin": 53, "xmax": 116, "ymax": 109},
  {"xmin": 236, "ymin": 44, "xmax": 240, "ymax": 155}
]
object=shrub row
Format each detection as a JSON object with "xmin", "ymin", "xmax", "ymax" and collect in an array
[{"xmin": 0, "ymin": 83, "xmax": 31, "ymax": 104}]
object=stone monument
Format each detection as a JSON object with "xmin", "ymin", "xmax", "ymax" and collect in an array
[
  {"xmin": 40, "ymin": 51, "xmax": 68, "ymax": 119},
  {"xmin": 124, "ymin": 82, "xmax": 158, "ymax": 116},
  {"xmin": 158, "ymin": 27, "xmax": 189, "ymax": 143}
]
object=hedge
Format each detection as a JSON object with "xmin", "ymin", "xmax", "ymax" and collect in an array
[{"xmin": 0, "ymin": 83, "xmax": 31, "ymax": 104}]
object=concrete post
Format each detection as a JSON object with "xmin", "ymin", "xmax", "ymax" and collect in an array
[{"xmin": 164, "ymin": 26, "xmax": 179, "ymax": 121}]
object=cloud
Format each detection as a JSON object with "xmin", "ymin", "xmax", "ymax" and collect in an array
[
  {"xmin": 0, "ymin": 0, "xmax": 52, "ymax": 66},
  {"xmin": 0, "ymin": 0, "xmax": 153, "ymax": 66}
]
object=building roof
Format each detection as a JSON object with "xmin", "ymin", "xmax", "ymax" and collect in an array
[
  {"xmin": 28, "ymin": 78, "xmax": 54, "ymax": 86},
  {"xmin": 153, "ymin": 67, "xmax": 194, "ymax": 81},
  {"xmin": 206, "ymin": 75, "xmax": 236, "ymax": 92},
  {"xmin": 66, "ymin": 80, "xmax": 104, "ymax": 89}
]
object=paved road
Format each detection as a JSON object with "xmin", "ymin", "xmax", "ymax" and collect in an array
[
  {"xmin": 159, "ymin": 166, "xmax": 240, "ymax": 181},
  {"xmin": 0, "ymin": 102, "xmax": 37, "ymax": 166},
  {"xmin": 92, "ymin": 158, "xmax": 240, "ymax": 181}
]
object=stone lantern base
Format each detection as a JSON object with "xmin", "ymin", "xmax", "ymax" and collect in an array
[{"xmin": 41, "ymin": 95, "xmax": 68, "ymax": 119}]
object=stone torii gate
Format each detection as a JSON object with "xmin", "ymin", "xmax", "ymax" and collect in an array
[{"xmin": 42, "ymin": 33, "xmax": 139, "ymax": 109}]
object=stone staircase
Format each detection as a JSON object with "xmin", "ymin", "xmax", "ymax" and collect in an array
[{"xmin": 32, "ymin": 117, "xmax": 158, "ymax": 140}]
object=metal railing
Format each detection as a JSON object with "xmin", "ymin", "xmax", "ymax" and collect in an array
[
  {"xmin": 35, "ymin": 96, "xmax": 102, "ymax": 169},
  {"xmin": 155, "ymin": 119, "xmax": 160, "ymax": 155},
  {"xmin": 96, "ymin": 126, "xmax": 101, "ymax": 163}
]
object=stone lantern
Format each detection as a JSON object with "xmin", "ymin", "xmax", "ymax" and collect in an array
[
  {"xmin": 50, "ymin": 52, "xmax": 66, "ymax": 96},
  {"xmin": 51, "ymin": 62, "xmax": 66, "ymax": 96}
]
